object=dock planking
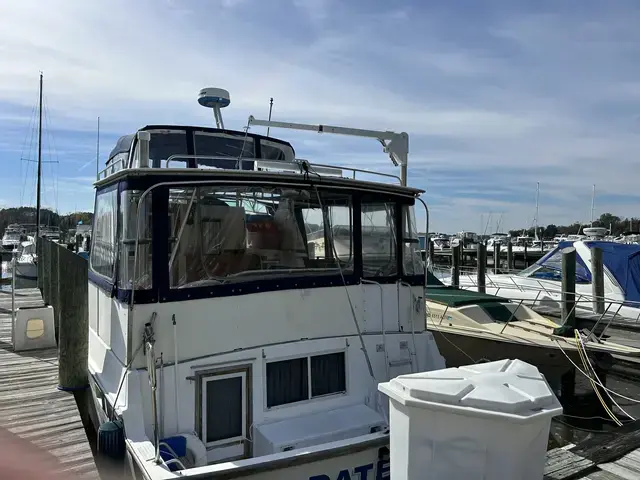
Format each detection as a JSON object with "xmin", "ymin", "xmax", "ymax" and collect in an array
[{"xmin": 0, "ymin": 288, "xmax": 99, "ymax": 479}]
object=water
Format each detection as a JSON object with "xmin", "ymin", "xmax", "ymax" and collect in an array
[{"xmin": 549, "ymin": 370, "xmax": 640, "ymax": 448}]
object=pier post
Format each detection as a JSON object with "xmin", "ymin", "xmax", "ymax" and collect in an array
[
  {"xmin": 591, "ymin": 247, "xmax": 605, "ymax": 314},
  {"xmin": 451, "ymin": 245, "xmax": 460, "ymax": 288},
  {"xmin": 523, "ymin": 243, "xmax": 529, "ymax": 268},
  {"xmin": 37, "ymin": 238, "xmax": 43, "ymax": 293},
  {"xmin": 561, "ymin": 247, "xmax": 576, "ymax": 329},
  {"xmin": 493, "ymin": 243, "xmax": 501, "ymax": 274},
  {"xmin": 506, "ymin": 241, "xmax": 513, "ymax": 271},
  {"xmin": 429, "ymin": 238, "xmax": 434, "ymax": 266},
  {"xmin": 43, "ymin": 239, "xmax": 52, "ymax": 305},
  {"xmin": 51, "ymin": 242, "xmax": 60, "ymax": 344},
  {"xmin": 57, "ymin": 245, "xmax": 89, "ymax": 391},
  {"xmin": 477, "ymin": 243, "xmax": 486, "ymax": 294}
]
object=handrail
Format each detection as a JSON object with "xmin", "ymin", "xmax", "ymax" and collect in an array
[
  {"xmin": 310, "ymin": 162, "xmax": 402, "ymax": 184},
  {"xmin": 97, "ymin": 152, "xmax": 404, "ymax": 186},
  {"xmin": 165, "ymin": 154, "xmax": 247, "ymax": 170}
]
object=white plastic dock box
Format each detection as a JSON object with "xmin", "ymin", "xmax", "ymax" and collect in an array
[
  {"xmin": 13, "ymin": 305, "xmax": 56, "ymax": 352},
  {"xmin": 378, "ymin": 358, "xmax": 563, "ymax": 480}
]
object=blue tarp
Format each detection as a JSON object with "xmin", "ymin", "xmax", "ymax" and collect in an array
[{"xmin": 585, "ymin": 241, "xmax": 640, "ymax": 306}]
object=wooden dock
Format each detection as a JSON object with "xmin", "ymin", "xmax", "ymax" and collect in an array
[
  {"xmin": 544, "ymin": 423, "xmax": 640, "ymax": 479},
  {"xmin": 0, "ymin": 288, "xmax": 99, "ymax": 479}
]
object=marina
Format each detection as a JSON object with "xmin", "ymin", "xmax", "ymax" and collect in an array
[
  {"xmin": 2, "ymin": 3, "xmax": 640, "ymax": 476},
  {"xmin": 0, "ymin": 86, "xmax": 639, "ymax": 478}
]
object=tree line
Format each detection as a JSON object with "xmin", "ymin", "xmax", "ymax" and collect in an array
[
  {"xmin": 508, "ymin": 213, "xmax": 639, "ymax": 239},
  {"xmin": 0, "ymin": 207, "xmax": 93, "ymax": 236}
]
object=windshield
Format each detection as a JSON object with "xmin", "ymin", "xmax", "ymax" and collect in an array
[
  {"xmin": 519, "ymin": 247, "xmax": 592, "ymax": 283},
  {"xmin": 168, "ymin": 185, "xmax": 354, "ymax": 289}
]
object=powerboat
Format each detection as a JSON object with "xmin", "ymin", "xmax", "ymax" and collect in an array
[
  {"xmin": 441, "ymin": 240, "xmax": 640, "ymax": 325},
  {"xmin": 86, "ymin": 87, "xmax": 445, "ymax": 479},
  {"xmin": 1, "ymin": 224, "xmax": 26, "ymax": 251},
  {"xmin": 425, "ymin": 272, "xmax": 640, "ymax": 388}
]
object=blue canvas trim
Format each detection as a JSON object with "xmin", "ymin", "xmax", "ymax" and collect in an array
[
  {"xmin": 159, "ymin": 274, "xmax": 360, "ymax": 303},
  {"xmin": 95, "ymin": 181, "xmax": 120, "ymax": 195},
  {"xmin": 88, "ymin": 269, "xmax": 115, "ymax": 296},
  {"xmin": 115, "ymin": 288, "xmax": 157, "ymax": 304}
]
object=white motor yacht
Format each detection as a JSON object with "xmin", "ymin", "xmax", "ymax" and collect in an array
[{"xmin": 86, "ymin": 88, "xmax": 445, "ymax": 479}]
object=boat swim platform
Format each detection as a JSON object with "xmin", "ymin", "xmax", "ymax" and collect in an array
[{"xmin": 0, "ymin": 288, "xmax": 100, "ymax": 479}]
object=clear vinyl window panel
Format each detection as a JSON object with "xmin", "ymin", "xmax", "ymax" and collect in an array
[
  {"xmin": 266, "ymin": 352, "xmax": 346, "ymax": 408},
  {"xmin": 402, "ymin": 205, "xmax": 424, "ymax": 276},
  {"xmin": 361, "ymin": 202, "xmax": 398, "ymax": 277},
  {"xmin": 89, "ymin": 188, "xmax": 118, "ymax": 279},
  {"xmin": 168, "ymin": 185, "xmax": 354, "ymax": 289},
  {"xmin": 118, "ymin": 190, "xmax": 152, "ymax": 290}
]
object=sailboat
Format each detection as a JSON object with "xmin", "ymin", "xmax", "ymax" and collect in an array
[{"xmin": 12, "ymin": 74, "xmax": 45, "ymax": 282}]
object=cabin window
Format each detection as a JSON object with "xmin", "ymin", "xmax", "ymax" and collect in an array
[
  {"xmin": 266, "ymin": 352, "xmax": 346, "ymax": 408},
  {"xmin": 303, "ymin": 200, "xmax": 354, "ymax": 271},
  {"xmin": 361, "ymin": 202, "xmax": 398, "ymax": 277},
  {"xmin": 194, "ymin": 131, "xmax": 255, "ymax": 166},
  {"xmin": 90, "ymin": 188, "xmax": 118, "ymax": 279},
  {"xmin": 146, "ymin": 129, "xmax": 189, "ymax": 168},
  {"xmin": 402, "ymin": 205, "xmax": 424, "ymax": 276},
  {"xmin": 118, "ymin": 190, "xmax": 153, "ymax": 290},
  {"xmin": 201, "ymin": 371, "xmax": 247, "ymax": 447},
  {"xmin": 167, "ymin": 185, "xmax": 353, "ymax": 289}
]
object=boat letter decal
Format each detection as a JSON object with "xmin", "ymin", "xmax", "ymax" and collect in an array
[{"xmin": 309, "ymin": 459, "xmax": 389, "ymax": 480}]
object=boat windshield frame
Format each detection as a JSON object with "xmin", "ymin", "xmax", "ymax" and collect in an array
[{"xmin": 88, "ymin": 171, "xmax": 426, "ymax": 304}]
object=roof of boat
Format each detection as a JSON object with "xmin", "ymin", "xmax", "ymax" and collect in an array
[{"xmin": 107, "ymin": 125, "xmax": 295, "ymax": 163}]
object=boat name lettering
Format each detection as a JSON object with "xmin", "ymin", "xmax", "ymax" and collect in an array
[{"xmin": 309, "ymin": 459, "xmax": 390, "ymax": 480}]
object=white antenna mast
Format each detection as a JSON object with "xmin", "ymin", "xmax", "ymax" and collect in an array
[
  {"xmin": 590, "ymin": 184, "xmax": 596, "ymax": 226},
  {"xmin": 198, "ymin": 88, "xmax": 230, "ymax": 129},
  {"xmin": 534, "ymin": 182, "xmax": 540, "ymax": 240}
]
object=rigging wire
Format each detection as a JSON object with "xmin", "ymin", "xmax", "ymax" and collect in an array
[{"xmin": 18, "ymin": 102, "xmax": 38, "ymax": 207}]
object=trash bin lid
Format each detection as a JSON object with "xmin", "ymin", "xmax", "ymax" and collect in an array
[{"xmin": 378, "ymin": 359, "xmax": 562, "ymax": 419}]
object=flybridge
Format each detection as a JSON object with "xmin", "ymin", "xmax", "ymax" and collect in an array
[{"xmin": 97, "ymin": 87, "xmax": 409, "ymax": 186}]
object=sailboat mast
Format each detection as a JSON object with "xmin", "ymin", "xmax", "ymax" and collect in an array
[
  {"xmin": 534, "ymin": 182, "xmax": 539, "ymax": 239},
  {"xmin": 35, "ymin": 72, "xmax": 43, "ymax": 241}
]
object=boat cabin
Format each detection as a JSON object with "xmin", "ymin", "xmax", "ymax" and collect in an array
[{"xmin": 87, "ymin": 119, "xmax": 443, "ymax": 475}]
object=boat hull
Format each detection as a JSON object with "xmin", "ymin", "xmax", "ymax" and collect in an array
[
  {"xmin": 432, "ymin": 329, "xmax": 586, "ymax": 390},
  {"xmin": 15, "ymin": 262, "xmax": 37, "ymax": 281}
]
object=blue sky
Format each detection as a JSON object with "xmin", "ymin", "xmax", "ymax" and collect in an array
[{"xmin": 1, "ymin": 0, "xmax": 640, "ymax": 233}]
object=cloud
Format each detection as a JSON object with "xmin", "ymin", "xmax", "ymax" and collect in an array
[{"xmin": 0, "ymin": 1, "xmax": 638, "ymax": 232}]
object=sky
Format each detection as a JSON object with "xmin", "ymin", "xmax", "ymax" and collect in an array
[{"xmin": 1, "ymin": 0, "xmax": 640, "ymax": 233}]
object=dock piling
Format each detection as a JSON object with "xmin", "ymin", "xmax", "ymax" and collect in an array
[
  {"xmin": 451, "ymin": 244, "xmax": 460, "ymax": 288},
  {"xmin": 493, "ymin": 243, "xmax": 501, "ymax": 274},
  {"xmin": 57, "ymin": 245, "xmax": 89, "ymax": 391},
  {"xmin": 477, "ymin": 243, "xmax": 486, "ymax": 294},
  {"xmin": 428, "ymin": 238, "xmax": 434, "ymax": 266},
  {"xmin": 561, "ymin": 246, "xmax": 577, "ymax": 329},
  {"xmin": 591, "ymin": 247, "xmax": 605, "ymax": 314},
  {"xmin": 506, "ymin": 241, "xmax": 513, "ymax": 271}
]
